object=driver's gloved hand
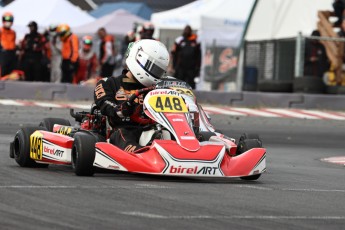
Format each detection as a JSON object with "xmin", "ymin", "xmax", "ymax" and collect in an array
[{"xmin": 116, "ymin": 101, "xmax": 135, "ymax": 118}]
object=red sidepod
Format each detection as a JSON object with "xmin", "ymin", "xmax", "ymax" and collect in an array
[{"xmin": 95, "ymin": 142, "xmax": 166, "ymax": 173}]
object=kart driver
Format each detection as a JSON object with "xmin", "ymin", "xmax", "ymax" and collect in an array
[{"xmin": 94, "ymin": 39, "xmax": 170, "ymax": 152}]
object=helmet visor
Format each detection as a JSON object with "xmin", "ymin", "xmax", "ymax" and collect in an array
[{"xmin": 136, "ymin": 49, "xmax": 166, "ymax": 79}]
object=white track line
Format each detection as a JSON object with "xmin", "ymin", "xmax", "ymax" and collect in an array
[
  {"xmin": 321, "ymin": 156, "xmax": 345, "ymax": 165},
  {"xmin": 224, "ymin": 107, "xmax": 280, "ymax": 117},
  {"xmin": 1, "ymin": 99, "xmax": 345, "ymax": 121},
  {"xmin": 0, "ymin": 185, "xmax": 171, "ymax": 189},
  {"xmin": 299, "ymin": 110, "xmax": 345, "ymax": 120},
  {"xmin": 203, "ymin": 106, "xmax": 246, "ymax": 116},
  {"xmin": 35, "ymin": 102, "xmax": 64, "ymax": 108},
  {"xmin": 120, "ymin": 212, "xmax": 345, "ymax": 220},
  {"xmin": 0, "ymin": 99, "xmax": 25, "ymax": 106},
  {"xmin": 264, "ymin": 108, "xmax": 319, "ymax": 119}
]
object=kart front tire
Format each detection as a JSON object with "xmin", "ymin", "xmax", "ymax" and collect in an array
[
  {"xmin": 72, "ymin": 132, "xmax": 96, "ymax": 176},
  {"xmin": 13, "ymin": 126, "xmax": 48, "ymax": 167},
  {"xmin": 39, "ymin": 118, "xmax": 71, "ymax": 132},
  {"xmin": 237, "ymin": 138, "xmax": 262, "ymax": 181}
]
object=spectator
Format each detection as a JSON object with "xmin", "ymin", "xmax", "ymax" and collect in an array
[
  {"xmin": 19, "ymin": 21, "xmax": 49, "ymax": 82},
  {"xmin": 97, "ymin": 27, "xmax": 116, "ymax": 77},
  {"xmin": 333, "ymin": 0, "xmax": 345, "ymax": 27},
  {"xmin": 56, "ymin": 24, "xmax": 79, "ymax": 83},
  {"xmin": 73, "ymin": 36, "xmax": 97, "ymax": 84},
  {"xmin": 41, "ymin": 29, "xmax": 52, "ymax": 82},
  {"xmin": 304, "ymin": 30, "xmax": 329, "ymax": 78},
  {"xmin": 122, "ymin": 30, "xmax": 136, "ymax": 57},
  {"xmin": 48, "ymin": 24, "xmax": 62, "ymax": 83},
  {"xmin": 139, "ymin": 22, "xmax": 155, "ymax": 40},
  {"xmin": 0, "ymin": 12, "xmax": 16, "ymax": 77},
  {"xmin": 171, "ymin": 25, "xmax": 201, "ymax": 89}
]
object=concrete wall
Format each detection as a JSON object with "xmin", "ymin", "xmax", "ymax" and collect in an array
[{"xmin": 1, "ymin": 81, "xmax": 345, "ymax": 110}]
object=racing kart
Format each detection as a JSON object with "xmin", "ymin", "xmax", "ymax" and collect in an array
[{"xmin": 9, "ymin": 78, "xmax": 266, "ymax": 180}]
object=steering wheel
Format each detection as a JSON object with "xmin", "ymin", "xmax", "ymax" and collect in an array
[{"xmin": 127, "ymin": 86, "xmax": 155, "ymax": 105}]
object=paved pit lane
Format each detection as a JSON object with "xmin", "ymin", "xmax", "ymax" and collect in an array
[{"xmin": 0, "ymin": 105, "xmax": 345, "ymax": 229}]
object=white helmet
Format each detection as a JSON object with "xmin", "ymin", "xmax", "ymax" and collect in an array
[{"xmin": 126, "ymin": 39, "xmax": 169, "ymax": 87}]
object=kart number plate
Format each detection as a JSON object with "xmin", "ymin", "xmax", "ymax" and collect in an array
[
  {"xmin": 30, "ymin": 131, "xmax": 43, "ymax": 160},
  {"xmin": 148, "ymin": 95, "xmax": 188, "ymax": 113}
]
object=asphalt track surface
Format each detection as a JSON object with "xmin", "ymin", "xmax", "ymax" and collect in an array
[{"xmin": 1, "ymin": 105, "xmax": 345, "ymax": 230}]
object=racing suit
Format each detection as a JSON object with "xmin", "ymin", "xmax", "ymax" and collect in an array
[{"xmin": 94, "ymin": 70, "xmax": 153, "ymax": 152}]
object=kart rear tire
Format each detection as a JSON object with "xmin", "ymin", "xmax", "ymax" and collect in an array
[
  {"xmin": 72, "ymin": 132, "xmax": 96, "ymax": 176},
  {"xmin": 13, "ymin": 126, "xmax": 48, "ymax": 167},
  {"xmin": 39, "ymin": 118, "xmax": 71, "ymax": 132},
  {"xmin": 237, "ymin": 139, "xmax": 262, "ymax": 181}
]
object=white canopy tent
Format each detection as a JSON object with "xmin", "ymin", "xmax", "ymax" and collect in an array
[
  {"xmin": 0, "ymin": 0, "xmax": 95, "ymax": 40},
  {"xmin": 151, "ymin": 0, "xmax": 254, "ymax": 34},
  {"xmin": 152, "ymin": 0, "xmax": 255, "ymax": 91},
  {"xmin": 246, "ymin": 0, "xmax": 334, "ymax": 41},
  {"xmin": 73, "ymin": 9, "xmax": 146, "ymax": 36}
]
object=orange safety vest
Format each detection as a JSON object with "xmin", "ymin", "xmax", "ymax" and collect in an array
[
  {"xmin": 0, "ymin": 27, "xmax": 16, "ymax": 50},
  {"xmin": 61, "ymin": 33, "xmax": 79, "ymax": 62}
]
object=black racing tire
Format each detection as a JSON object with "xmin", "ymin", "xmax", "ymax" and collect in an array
[
  {"xmin": 293, "ymin": 76, "xmax": 325, "ymax": 94},
  {"xmin": 236, "ymin": 138, "xmax": 262, "ymax": 181},
  {"xmin": 39, "ymin": 118, "xmax": 71, "ymax": 132},
  {"xmin": 13, "ymin": 126, "xmax": 48, "ymax": 167},
  {"xmin": 237, "ymin": 133, "xmax": 262, "ymax": 149},
  {"xmin": 258, "ymin": 80, "xmax": 293, "ymax": 93},
  {"xmin": 72, "ymin": 132, "xmax": 96, "ymax": 176},
  {"xmin": 197, "ymin": 131, "xmax": 217, "ymax": 142}
]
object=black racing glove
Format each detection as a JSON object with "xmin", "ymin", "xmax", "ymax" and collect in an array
[{"xmin": 116, "ymin": 100, "xmax": 135, "ymax": 118}]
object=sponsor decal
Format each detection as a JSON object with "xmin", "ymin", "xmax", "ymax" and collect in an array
[
  {"xmin": 149, "ymin": 90, "xmax": 169, "ymax": 95},
  {"xmin": 161, "ymin": 80, "xmax": 189, "ymax": 89},
  {"xmin": 56, "ymin": 126, "xmax": 72, "ymax": 135},
  {"xmin": 95, "ymin": 84, "xmax": 106, "ymax": 99},
  {"xmin": 180, "ymin": 136, "xmax": 196, "ymax": 140},
  {"xmin": 172, "ymin": 118, "xmax": 184, "ymax": 122},
  {"xmin": 30, "ymin": 131, "xmax": 43, "ymax": 160},
  {"xmin": 108, "ymin": 165, "xmax": 120, "ymax": 170},
  {"xmin": 169, "ymin": 165, "xmax": 219, "ymax": 175},
  {"xmin": 43, "ymin": 146, "xmax": 64, "ymax": 157}
]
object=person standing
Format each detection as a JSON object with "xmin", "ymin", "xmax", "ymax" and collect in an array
[
  {"xmin": 56, "ymin": 24, "xmax": 79, "ymax": 83},
  {"xmin": 304, "ymin": 30, "xmax": 329, "ymax": 78},
  {"xmin": 139, "ymin": 22, "xmax": 155, "ymax": 40},
  {"xmin": 73, "ymin": 36, "xmax": 97, "ymax": 84},
  {"xmin": 48, "ymin": 24, "xmax": 62, "ymax": 83},
  {"xmin": 171, "ymin": 25, "xmax": 201, "ymax": 89},
  {"xmin": 97, "ymin": 27, "xmax": 116, "ymax": 77},
  {"xmin": 19, "ymin": 21, "xmax": 48, "ymax": 82},
  {"xmin": 0, "ymin": 12, "xmax": 16, "ymax": 77}
]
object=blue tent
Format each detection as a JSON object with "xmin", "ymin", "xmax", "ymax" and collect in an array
[{"xmin": 90, "ymin": 2, "xmax": 152, "ymax": 20}]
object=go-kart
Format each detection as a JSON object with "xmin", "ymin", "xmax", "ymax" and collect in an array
[{"xmin": 9, "ymin": 78, "xmax": 266, "ymax": 180}]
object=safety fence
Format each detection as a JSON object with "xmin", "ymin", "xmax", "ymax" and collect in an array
[{"xmin": 243, "ymin": 35, "xmax": 345, "ymax": 94}]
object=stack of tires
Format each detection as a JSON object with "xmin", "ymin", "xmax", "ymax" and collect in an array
[{"xmin": 293, "ymin": 76, "xmax": 325, "ymax": 94}]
